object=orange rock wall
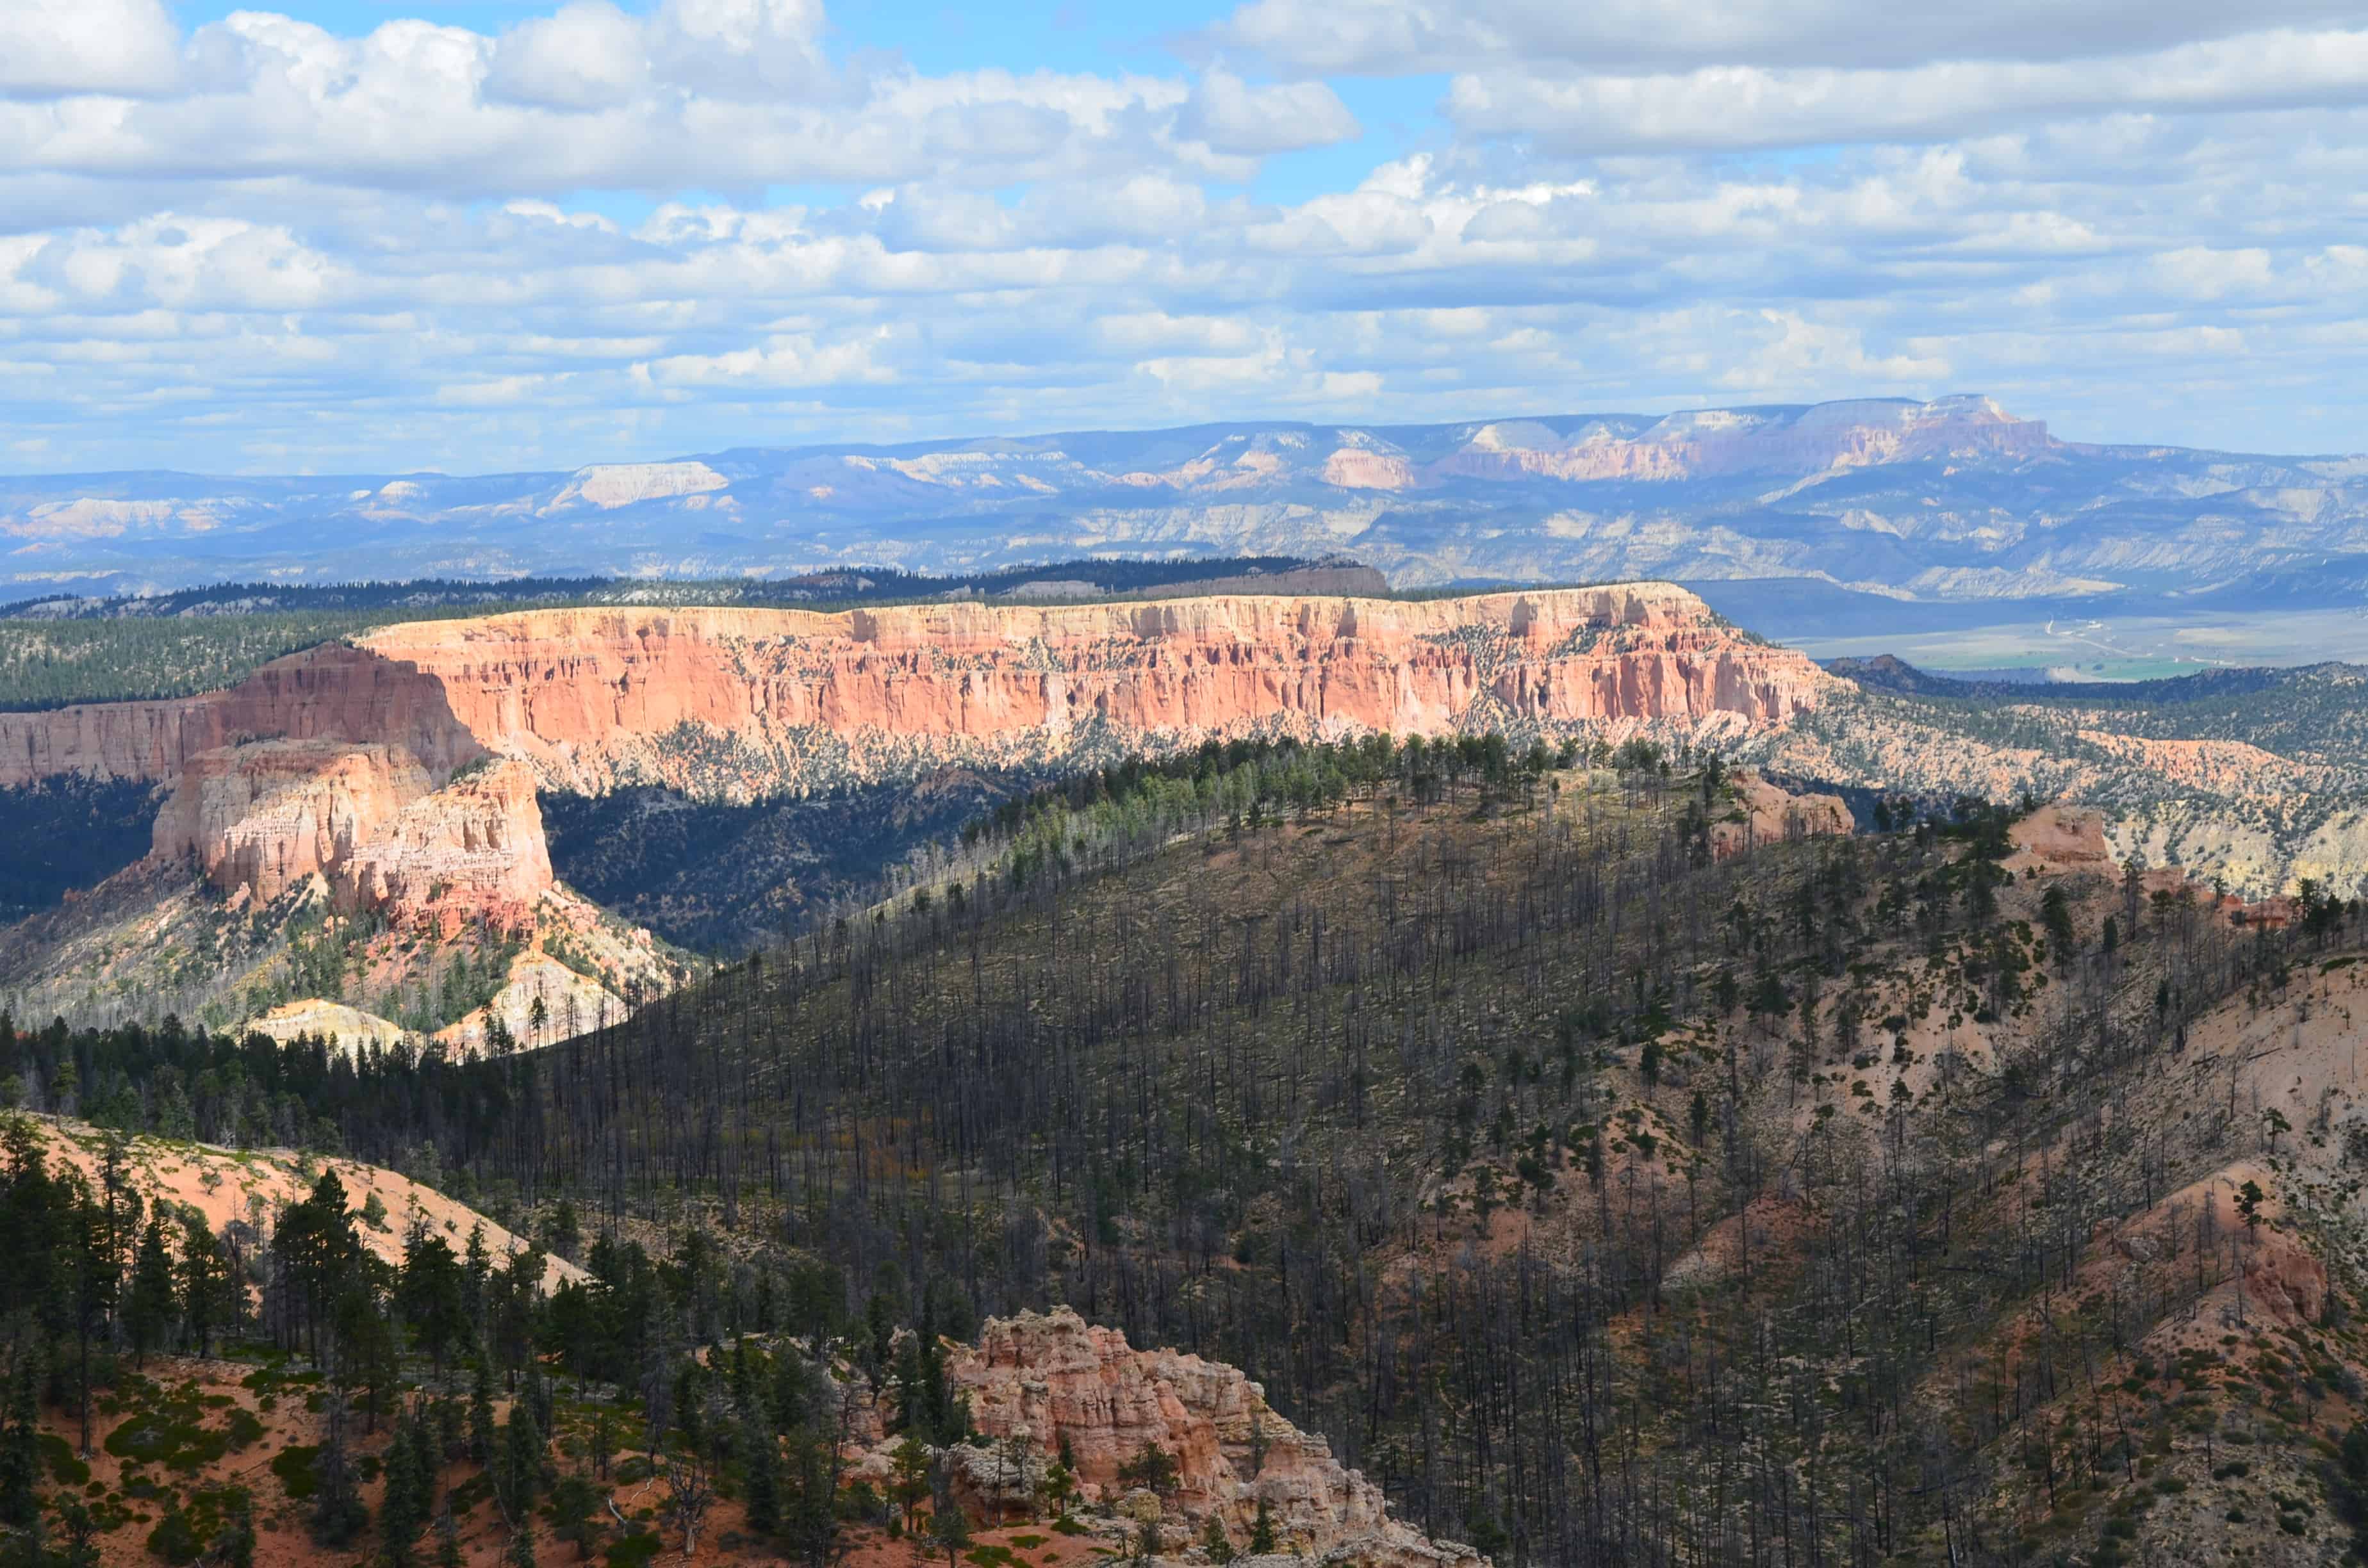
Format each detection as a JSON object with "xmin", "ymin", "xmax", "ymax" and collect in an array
[
  {"xmin": 149, "ymin": 739, "xmax": 552, "ymax": 927},
  {"xmin": 352, "ymin": 586, "xmax": 1830, "ymax": 796},
  {"xmin": 8, "ymin": 585, "xmax": 1828, "ymax": 920},
  {"xmin": 0, "ymin": 642, "xmax": 482, "ymax": 790},
  {"xmin": 337, "ymin": 758, "xmax": 554, "ymax": 929},
  {"xmin": 151, "ymin": 739, "xmax": 437, "ymax": 905}
]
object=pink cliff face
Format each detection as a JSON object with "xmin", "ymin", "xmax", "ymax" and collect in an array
[
  {"xmin": 0, "ymin": 642, "xmax": 482, "ymax": 790},
  {"xmin": 348, "ymin": 585, "xmax": 1832, "ymax": 797},
  {"xmin": 941, "ymin": 1307, "xmax": 1484, "ymax": 1568},
  {"xmin": 149, "ymin": 741, "xmax": 551, "ymax": 928},
  {"xmin": 336, "ymin": 758, "xmax": 554, "ymax": 931},
  {"xmin": 8, "ymin": 585, "xmax": 1827, "ymax": 917}
]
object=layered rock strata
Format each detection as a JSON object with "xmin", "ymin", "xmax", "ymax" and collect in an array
[
  {"xmin": 352, "ymin": 585, "xmax": 1831, "ymax": 797},
  {"xmin": 149, "ymin": 740, "xmax": 552, "ymax": 927},
  {"xmin": 7, "ymin": 586, "xmax": 1829, "ymax": 926},
  {"xmin": 0, "ymin": 642, "xmax": 481, "ymax": 789},
  {"xmin": 933, "ymin": 1307, "xmax": 1484, "ymax": 1568}
]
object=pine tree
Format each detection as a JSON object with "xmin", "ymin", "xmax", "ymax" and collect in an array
[
  {"xmin": 928, "ymin": 1496, "xmax": 971, "ymax": 1568},
  {"xmin": 784, "ymin": 1428, "xmax": 840, "ymax": 1568},
  {"xmin": 500, "ymin": 1403, "xmax": 544, "ymax": 1521},
  {"xmin": 67, "ymin": 1184, "xmax": 119, "ymax": 1458},
  {"xmin": 728, "ymin": 1340, "xmax": 757, "ymax": 1419},
  {"xmin": 770, "ymin": 1343, "xmax": 819, "ymax": 1434},
  {"xmin": 397, "ymin": 1231, "xmax": 471, "ymax": 1382},
  {"xmin": 406, "ymin": 1408, "xmax": 442, "ymax": 1515},
  {"xmin": 470, "ymin": 1359, "xmax": 498, "ymax": 1465},
  {"xmin": 311, "ymin": 1393, "xmax": 370, "ymax": 1547},
  {"xmin": 741, "ymin": 1415, "xmax": 780, "ymax": 1536},
  {"xmin": 58, "ymin": 1497, "xmax": 104, "ymax": 1568},
  {"xmin": 548, "ymin": 1474, "xmax": 600, "ymax": 1562},
  {"xmin": 506, "ymin": 1506, "xmax": 538, "ymax": 1568},
  {"xmin": 891, "ymin": 1333, "xmax": 927, "ymax": 1433},
  {"xmin": 436, "ymin": 1511, "xmax": 465, "ymax": 1568},
  {"xmin": 382, "ymin": 1409, "xmax": 431, "ymax": 1567},
  {"xmin": 11, "ymin": 1498, "xmax": 49, "ymax": 1568},
  {"xmin": 126, "ymin": 1217, "xmax": 178, "ymax": 1367},
  {"xmin": 888, "ymin": 1438, "xmax": 932, "ymax": 1527},
  {"xmin": 0, "ymin": 1363, "xmax": 39, "ymax": 1531},
  {"xmin": 178, "ymin": 1215, "xmax": 236, "ymax": 1357},
  {"xmin": 1248, "ymin": 1498, "xmax": 1277, "ymax": 1555}
]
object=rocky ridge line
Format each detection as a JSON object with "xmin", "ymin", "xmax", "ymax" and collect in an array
[
  {"xmin": 352, "ymin": 584, "xmax": 1832, "ymax": 799},
  {"xmin": 0, "ymin": 585, "xmax": 1830, "ymax": 801},
  {"xmin": 862, "ymin": 1306, "xmax": 1484, "ymax": 1568}
]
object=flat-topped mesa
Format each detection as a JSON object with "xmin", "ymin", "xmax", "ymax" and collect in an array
[
  {"xmin": 937, "ymin": 1307, "xmax": 1485, "ymax": 1568},
  {"xmin": 0, "ymin": 642, "xmax": 482, "ymax": 790},
  {"xmin": 150, "ymin": 740, "xmax": 551, "ymax": 928},
  {"xmin": 1424, "ymin": 397, "xmax": 2051, "ymax": 486},
  {"xmin": 352, "ymin": 584, "xmax": 1830, "ymax": 797},
  {"xmin": 7, "ymin": 585, "xmax": 1823, "ymax": 920}
]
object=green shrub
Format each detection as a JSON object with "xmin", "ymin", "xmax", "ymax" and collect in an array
[
  {"xmin": 606, "ymin": 1530, "xmax": 662, "ymax": 1568},
  {"xmin": 147, "ymin": 1505, "xmax": 204, "ymax": 1565},
  {"xmin": 40, "ymin": 1432, "xmax": 90, "ymax": 1486},
  {"xmin": 107, "ymin": 1393, "xmax": 231, "ymax": 1473},
  {"xmin": 270, "ymin": 1444, "xmax": 320, "ymax": 1500}
]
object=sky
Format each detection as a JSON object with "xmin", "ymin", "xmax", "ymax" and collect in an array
[{"xmin": 3, "ymin": 0, "xmax": 2367, "ymax": 473}]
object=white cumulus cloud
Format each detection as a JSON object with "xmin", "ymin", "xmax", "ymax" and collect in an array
[{"xmin": 0, "ymin": 0, "xmax": 2362, "ymax": 470}]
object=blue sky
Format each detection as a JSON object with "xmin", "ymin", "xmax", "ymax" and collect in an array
[{"xmin": 4, "ymin": 0, "xmax": 2367, "ymax": 473}]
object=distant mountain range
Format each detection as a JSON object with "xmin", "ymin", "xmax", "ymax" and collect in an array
[{"xmin": 8, "ymin": 394, "xmax": 2368, "ymax": 604}]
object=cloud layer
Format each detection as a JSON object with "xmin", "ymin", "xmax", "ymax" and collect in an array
[{"xmin": 1, "ymin": 0, "xmax": 2362, "ymax": 472}]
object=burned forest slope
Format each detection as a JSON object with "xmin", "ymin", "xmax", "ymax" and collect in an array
[{"xmin": 135, "ymin": 749, "xmax": 2357, "ymax": 1566}]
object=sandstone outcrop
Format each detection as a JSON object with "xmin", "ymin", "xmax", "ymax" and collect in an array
[
  {"xmin": 352, "ymin": 585, "xmax": 1832, "ymax": 798},
  {"xmin": 1709, "ymin": 770, "xmax": 1852, "ymax": 859},
  {"xmin": 3, "ymin": 587, "xmax": 1825, "ymax": 805},
  {"xmin": 151, "ymin": 740, "xmax": 436, "ymax": 906},
  {"xmin": 247, "ymin": 999, "xmax": 409, "ymax": 1053},
  {"xmin": 933, "ymin": 1307, "xmax": 1484, "ymax": 1568},
  {"xmin": 0, "ymin": 642, "xmax": 481, "ymax": 790},
  {"xmin": 434, "ymin": 947, "xmax": 637, "ymax": 1053},
  {"xmin": 149, "ymin": 740, "xmax": 552, "ymax": 928},
  {"xmin": 8, "ymin": 586, "xmax": 1825, "ymax": 1024},
  {"xmin": 2004, "ymin": 803, "xmax": 2304, "ymax": 926},
  {"xmin": 335, "ymin": 758, "xmax": 554, "ymax": 931}
]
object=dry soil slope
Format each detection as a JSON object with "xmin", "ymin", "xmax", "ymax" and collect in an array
[{"xmin": 15, "ymin": 1115, "xmax": 582, "ymax": 1293}]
